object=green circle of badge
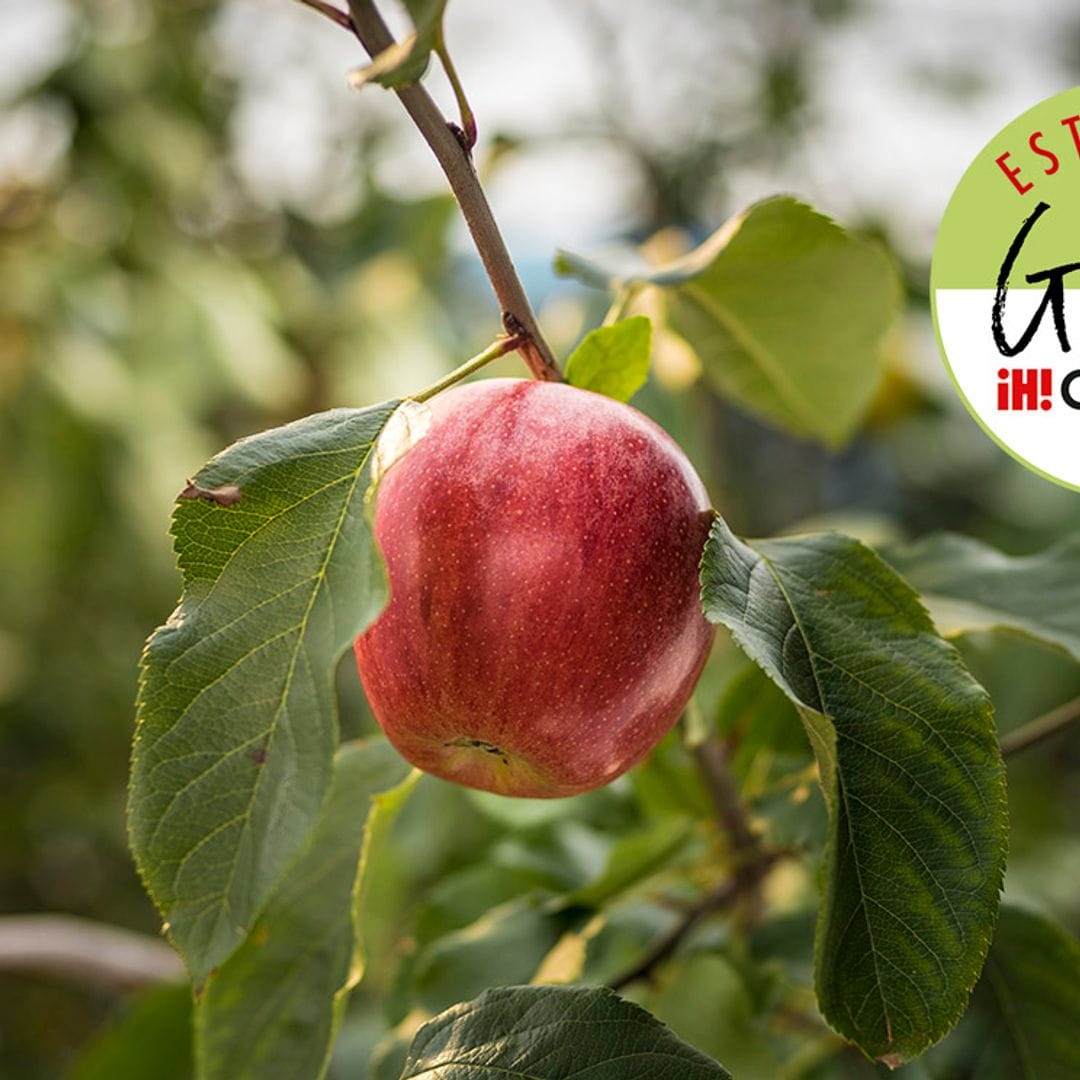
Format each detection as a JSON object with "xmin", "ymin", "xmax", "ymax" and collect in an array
[{"xmin": 932, "ymin": 86, "xmax": 1080, "ymax": 491}]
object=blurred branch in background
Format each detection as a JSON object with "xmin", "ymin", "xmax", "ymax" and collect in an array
[
  {"xmin": 0, "ymin": 915, "xmax": 183, "ymax": 991},
  {"xmin": 1001, "ymin": 694, "xmax": 1080, "ymax": 758}
]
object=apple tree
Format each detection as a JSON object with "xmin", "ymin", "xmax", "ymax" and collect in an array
[{"xmin": 113, "ymin": 2, "xmax": 1080, "ymax": 1078}]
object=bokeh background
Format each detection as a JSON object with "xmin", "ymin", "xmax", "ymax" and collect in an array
[{"xmin": 3, "ymin": 1, "xmax": 1080, "ymax": 1076}]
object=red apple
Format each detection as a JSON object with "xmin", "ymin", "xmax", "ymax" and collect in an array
[{"xmin": 354, "ymin": 378, "xmax": 715, "ymax": 797}]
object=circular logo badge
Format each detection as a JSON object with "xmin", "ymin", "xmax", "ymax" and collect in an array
[{"xmin": 932, "ymin": 87, "xmax": 1080, "ymax": 490}]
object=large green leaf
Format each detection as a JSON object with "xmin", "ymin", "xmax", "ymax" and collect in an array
[
  {"xmin": 129, "ymin": 402, "xmax": 399, "ymax": 986},
  {"xmin": 666, "ymin": 199, "xmax": 897, "ymax": 446},
  {"xmin": 700, "ymin": 519, "xmax": 1007, "ymax": 1065},
  {"xmin": 924, "ymin": 905, "xmax": 1080, "ymax": 1079},
  {"xmin": 883, "ymin": 533, "xmax": 1080, "ymax": 661},
  {"xmin": 399, "ymin": 985, "xmax": 732, "ymax": 1078},
  {"xmin": 195, "ymin": 739, "xmax": 409, "ymax": 1080},
  {"xmin": 557, "ymin": 198, "xmax": 899, "ymax": 447}
]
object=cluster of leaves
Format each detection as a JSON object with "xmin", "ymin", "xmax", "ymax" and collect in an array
[
  {"xmin": 117, "ymin": 178, "xmax": 1080, "ymax": 1080},
  {"xmin": 7, "ymin": 1, "xmax": 1080, "ymax": 1077}
]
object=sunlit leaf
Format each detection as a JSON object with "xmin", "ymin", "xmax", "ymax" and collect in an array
[
  {"xmin": 700, "ymin": 518, "xmax": 1007, "ymax": 1064},
  {"xmin": 564, "ymin": 316, "xmax": 652, "ymax": 402},
  {"xmin": 129, "ymin": 402, "xmax": 399, "ymax": 986},
  {"xmin": 558, "ymin": 198, "xmax": 899, "ymax": 446}
]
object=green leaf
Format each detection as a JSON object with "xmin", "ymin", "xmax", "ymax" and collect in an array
[
  {"xmin": 557, "ymin": 816, "xmax": 691, "ymax": 910},
  {"xmin": 558, "ymin": 198, "xmax": 900, "ymax": 447},
  {"xmin": 399, "ymin": 984, "xmax": 733, "ymax": 1078},
  {"xmin": 129, "ymin": 402, "xmax": 399, "ymax": 986},
  {"xmin": 717, "ymin": 661, "xmax": 810, "ymax": 784},
  {"xmin": 668, "ymin": 199, "xmax": 898, "ymax": 446},
  {"xmin": 412, "ymin": 899, "xmax": 562, "ymax": 1015},
  {"xmin": 564, "ymin": 316, "xmax": 652, "ymax": 402},
  {"xmin": 71, "ymin": 983, "xmax": 192, "ymax": 1080},
  {"xmin": 195, "ymin": 739, "xmax": 409, "ymax": 1080},
  {"xmin": 553, "ymin": 247, "xmax": 637, "ymax": 289},
  {"xmin": 351, "ymin": 765, "xmax": 421, "ymax": 983},
  {"xmin": 700, "ymin": 519, "xmax": 1007, "ymax": 1064},
  {"xmin": 924, "ymin": 905, "xmax": 1080, "ymax": 1080},
  {"xmin": 644, "ymin": 953, "xmax": 779, "ymax": 1077},
  {"xmin": 883, "ymin": 533, "xmax": 1080, "ymax": 662},
  {"xmin": 347, "ymin": 0, "xmax": 448, "ymax": 91}
]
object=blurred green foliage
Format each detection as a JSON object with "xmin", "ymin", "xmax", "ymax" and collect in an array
[{"xmin": 3, "ymin": 1, "xmax": 1080, "ymax": 1077}]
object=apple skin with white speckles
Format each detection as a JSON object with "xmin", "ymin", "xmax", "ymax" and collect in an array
[{"xmin": 354, "ymin": 378, "xmax": 715, "ymax": 797}]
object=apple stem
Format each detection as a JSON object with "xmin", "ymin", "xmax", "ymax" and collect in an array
[
  {"xmin": 410, "ymin": 333, "xmax": 529, "ymax": 404},
  {"xmin": 342, "ymin": 1, "xmax": 562, "ymax": 383}
]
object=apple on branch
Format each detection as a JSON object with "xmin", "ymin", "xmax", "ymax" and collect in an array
[{"xmin": 354, "ymin": 378, "xmax": 715, "ymax": 798}]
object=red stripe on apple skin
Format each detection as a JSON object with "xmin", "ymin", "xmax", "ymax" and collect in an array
[{"xmin": 354, "ymin": 378, "xmax": 715, "ymax": 799}]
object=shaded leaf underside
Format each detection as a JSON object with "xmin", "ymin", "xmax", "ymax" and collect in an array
[{"xmin": 883, "ymin": 532, "xmax": 1080, "ymax": 662}]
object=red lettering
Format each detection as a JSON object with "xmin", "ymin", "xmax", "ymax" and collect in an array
[
  {"xmin": 996, "ymin": 152, "xmax": 1033, "ymax": 195},
  {"xmin": 1012, "ymin": 369, "xmax": 1042, "ymax": 410},
  {"xmin": 1061, "ymin": 114, "xmax": 1080, "ymax": 157},
  {"xmin": 1029, "ymin": 130, "xmax": 1060, "ymax": 175}
]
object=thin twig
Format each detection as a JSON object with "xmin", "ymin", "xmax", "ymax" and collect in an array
[
  {"xmin": 608, "ymin": 850, "xmax": 783, "ymax": 992},
  {"xmin": 1000, "ymin": 694, "xmax": 1080, "ymax": 758},
  {"xmin": 0, "ymin": 915, "xmax": 184, "ymax": 991},
  {"xmin": 693, "ymin": 738, "xmax": 761, "ymax": 863},
  {"xmin": 344, "ymin": 0, "xmax": 561, "ymax": 382},
  {"xmin": 294, "ymin": 0, "xmax": 354, "ymax": 32},
  {"xmin": 607, "ymin": 734, "xmax": 783, "ymax": 992}
]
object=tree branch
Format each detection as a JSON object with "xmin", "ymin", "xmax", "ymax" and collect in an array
[
  {"xmin": 607, "ymin": 734, "xmax": 783, "ymax": 992},
  {"xmin": 0, "ymin": 915, "xmax": 184, "ymax": 991},
  {"xmin": 1000, "ymin": 694, "xmax": 1080, "ymax": 758},
  {"xmin": 693, "ymin": 737, "xmax": 761, "ymax": 863},
  {"xmin": 344, "ymin": 0, "xmax": 561, "ymax": 382},
  {"xmin": 608, "ymin": 850, "xmax": 783, "ymax": 992}
]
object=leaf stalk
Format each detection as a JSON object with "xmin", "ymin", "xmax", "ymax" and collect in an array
[{"xmin": 410, "ymin": 333, "xmax": 528, "ymax": 403}]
